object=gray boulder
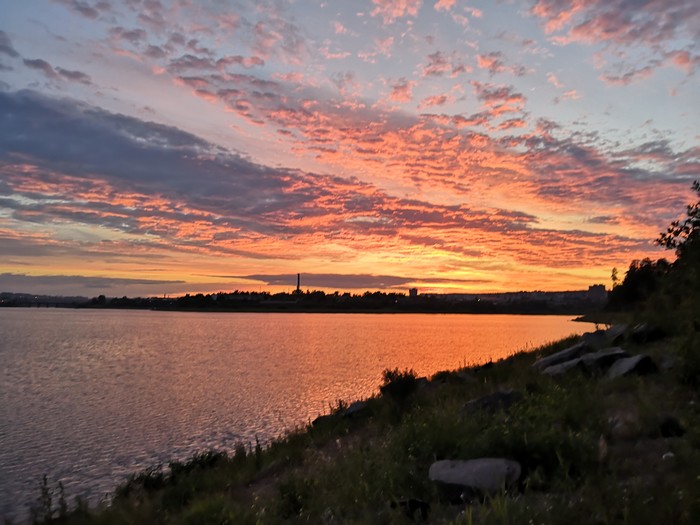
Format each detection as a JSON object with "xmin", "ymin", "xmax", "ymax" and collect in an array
[
  {"xmin": 541, "ymin": 357, "xmax": 586, "ymax": 376},
  {"xmin": 606, "ymin": 355, "xmax": 659, "ymax": 379},
  {"xmin": 532, "ymin": 341, "xmax": 589, "ymax": 370},
  {"xmin": 580, "ymin": 347, "xmax": 629, "ymax": 372},
  {"xmin": 542, "ymin": 347, "xmax": 628, "ymax": 376},
  {"xmin": 581, "ymin": 325, "xmax": 627, "ymax": 348},
  {"xmin": 630, "ymin": 323, "xmax": 666, "ymax": 344},
  {"xmin": 607, "ymin": 324, "xmax": 628, "ymax": 345},
  {"xmin": 428, "ymin": 458, "xmax": 521, "ymax": 496}
]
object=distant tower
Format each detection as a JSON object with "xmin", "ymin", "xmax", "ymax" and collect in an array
[
  {"xmin": 296, "ymin": 273, "xmax": 301, "ymax": 294},
  {"xmin": 409, "ymin": 287, "xmax": 418, "ymax": 298}
]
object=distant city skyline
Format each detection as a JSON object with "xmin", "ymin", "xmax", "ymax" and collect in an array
[{"xmin": 1, "ymin": 1, "xmax": 698, "ymax": 297}]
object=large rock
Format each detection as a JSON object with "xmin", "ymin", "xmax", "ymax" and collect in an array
[
  {"xmin": 581, "ymin": 325, "xmax": 627, "ymax": 348},
  {"xmin": 428, "ymin": 458, "xmax": 521, "ymax": 497},
  {"xmin": 630, "ymin": 323, "xmax": 666, "ymax": 344},
  {"xmin": 580, "ymin": 347, "xmax": 629, "ymax": 372},
  {"xmin": 312, "ymin": 400, "xmax": 370, "ymax": 426},
  {"xmin": 607, "ymin": 324, "xmax": 628, "ymax": 345},
  {"xmin": 532, "ymin": 341, "xmax": 589, "ymax": 370},
  {"xmin": 541, "ymin": 357, "xmax": 587, "ymax": 376},
  {"xmin": 542, "ymin": 347, "xmax": 628, "ymax": 376},
  {"xmin": 464, "ymin": 390, "xmax": 523, "ymax": 414},
  {"xmin": 606, "ymin": 355, "xmax": 658, "ymax": 379}
]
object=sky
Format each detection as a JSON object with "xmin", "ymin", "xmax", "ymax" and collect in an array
[{"xmin": 0, "ymin": 0, "xmax": 698, "ymax": 297}]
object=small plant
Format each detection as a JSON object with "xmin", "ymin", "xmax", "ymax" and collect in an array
[
  {"xmin": 233, "ymin": 442, "xmax": 247, "ymax": 464},
  {"xmin": 169, "ymin": 450, "xmax": 226, "ymax": 480},
  {"xmin": 30, "ymin": 476, "xmax": 68, "ymax": 524},
  {"xmin": 254, "ymin": 436, "xmax": 263, "ymax": 469},
  {"xmin": 115, "ymin": 464, "xmax": 167, "ymax": 499}
]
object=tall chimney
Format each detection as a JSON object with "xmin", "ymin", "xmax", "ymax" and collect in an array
[{"xmin": 296, "ymin": 273, "xmax": 300, "ymax": 293}]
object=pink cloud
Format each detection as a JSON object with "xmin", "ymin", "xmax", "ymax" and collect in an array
[
  {"xmin": 472, "ymin": 81, "xmax": 526, "ymax": 109},
  {"xmin": 423, "ymin": 51, "xmax": 451, "ymax": 76},
  {"xmin": 320, "ymin": 46, "xmax": 352, "ymax": 60},
  {"xmin": 496, "ymin": 118, "xmax": 528, "ymax": 131},
  {"xmin": 476, "ymin": 51, "xmax": 528, "ymax": 77},
  {"xmin": 251, "ymin": 18, "xmax": 307, "ymax": 64},
  {"xmin": 370, "ymin": 0, "xmax": 423, "ymax": 24},
  {"xmin": 434, "ymin": 0, "xmax": 455, "ymax": 11},
  {"xmin": 530, "ymin": 0, "xmax": 700, "ymax": 81},
  {"xmin": 530, "ymin": 0, "xmax": 586, "ymax": 33},
  {"xmin": 599, "ymin": 64, "xmax": 657, "ymax": 86},
  {"xmin": 667, "ymin": 49, "xmax": 700, "ymax": 73},
  {"xmin": 422, "ymin": 51, "xmax": 467, "ymax": 77},
  {"xmin": 546, "ymin": 72, "xmax": 564, "ymax": 88},
  {"xmin": 418, "ymin": 94, "xmax": 449, "ymax": 108},
  {"xmin": 389, "ymin": 78, "xmax": 416, "ymax": 102},
  {"xmin": 376, "ymin": 36, "xmax": 395, "ymax": 57},
  {"xmin": 333, "ymin": 21, "xmax": 349, "ymax": 34}
]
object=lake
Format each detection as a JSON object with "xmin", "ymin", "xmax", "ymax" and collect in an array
[{"xmin": 0, "ymin": 309, "xmax": 592, "ymax": 521}]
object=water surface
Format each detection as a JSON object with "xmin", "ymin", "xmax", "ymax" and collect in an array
[{"xmin": 0, "ymin": 309, "xmax": 591, "ymax": 520}]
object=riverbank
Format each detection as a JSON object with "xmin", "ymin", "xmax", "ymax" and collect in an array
[{"xmin": 36, "ymin": 322, "xmax": 700, "ymax": 524}]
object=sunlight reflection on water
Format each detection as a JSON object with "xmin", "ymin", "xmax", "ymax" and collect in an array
[{"xmin": 0, "ymin": 309, "xmax": 591, "ymax": 521}]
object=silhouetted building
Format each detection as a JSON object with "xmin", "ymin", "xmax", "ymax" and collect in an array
[{"xmin": 409, "ymin": 288, "xmax": 418, "ymax": 298}]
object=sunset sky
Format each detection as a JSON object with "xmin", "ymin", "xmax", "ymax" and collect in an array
[{"xmin": 0, "ymin": 0, "xmax": 698, "ymax": 297}]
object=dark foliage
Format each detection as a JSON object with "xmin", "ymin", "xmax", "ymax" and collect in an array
[
  {"xmin": 379, "ymin": 368, "xmax": 419, "ymax": 401},
  {"xmin": 658, "ymin": 180, "xmax": 700, "ymax": 257},
  {"xmin": 606, "ymin": 258, "xmax": 671, "ymax": 310}
]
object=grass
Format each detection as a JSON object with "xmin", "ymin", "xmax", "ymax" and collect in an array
[{"xmin": 29, "ymin": 329, "xmax": 700, "ymax": 524}]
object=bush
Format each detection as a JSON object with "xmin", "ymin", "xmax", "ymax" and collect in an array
[{"xmin": 379, "ymin": 368, "xmax": 419, "ymax": 401}]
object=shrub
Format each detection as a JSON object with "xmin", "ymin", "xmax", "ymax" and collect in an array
[{"xmin": 379, "ymin": 368, "xmax": 419, "ymax": 401}]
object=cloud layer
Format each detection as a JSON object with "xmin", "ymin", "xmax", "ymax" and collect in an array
[{"xmin": 0, "ymin": 1, "xmax": 697, "ymax": 295}]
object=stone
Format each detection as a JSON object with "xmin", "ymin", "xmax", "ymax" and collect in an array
[
  {"xmin": 581, "ymin": 325, "xmax": 627, "ymax": 348},
  {"xmin": 581, "ymin": 330, "xmax": 608, "ymax": 348},
  {"xmin": 580, "ymin": 347, "xmax": 629, "ymax": 373},
  {"xmin": 630, "ymin": 323, "xmax": 666, "ymax": 344},
  {"xmin": 606, "ymin": 355, "xmax": 659, "ymax": 379},
  {"xmin": 464, "ymin": 390, "xmax": 523, "ymax": 414},
  {"xmin": 532, "ymin": 341, "xmax": 589, "ymax": 370},
  {"xmin": 541, "ymin": 357, "xmax": 586, "ymax": 376},
  {"xmin": 607, "ymin": 324, "xmax": 628, "ymax": 345},
  {"xmin": 428, "ymin": 458, "xmax": 521, "ymax": 496},
  {"xmin": 540, "ymin": 348, "xmax": 628, "ymax": 376}
]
